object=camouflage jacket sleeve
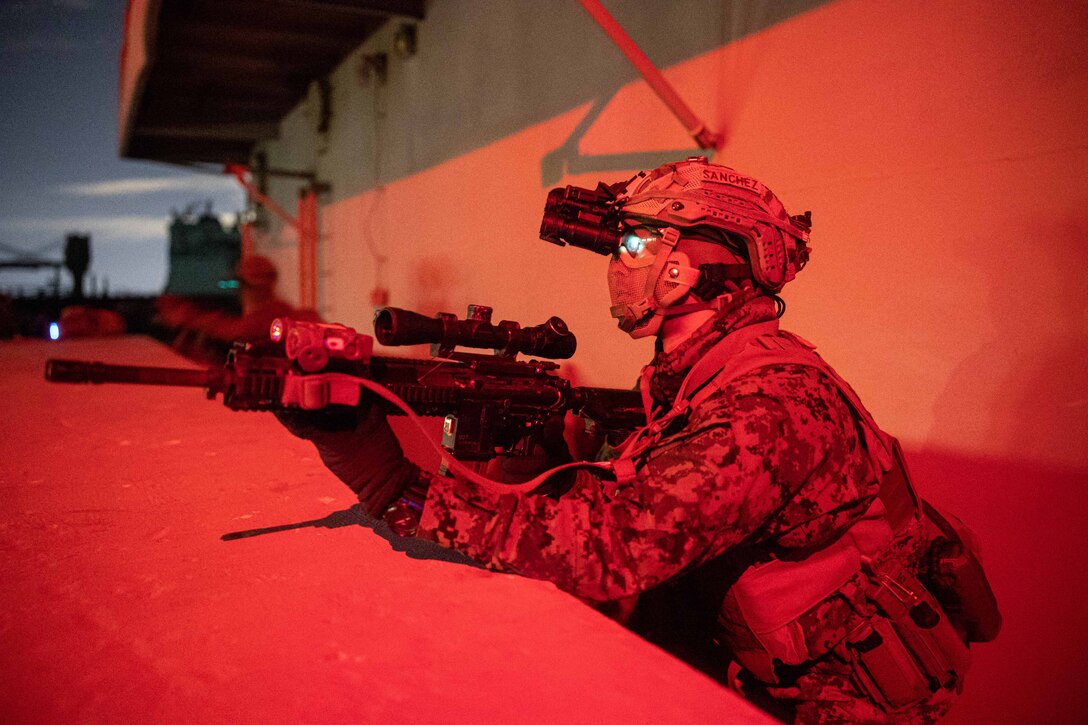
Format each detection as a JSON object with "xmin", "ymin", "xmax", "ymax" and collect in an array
[{"xmin": 416, "ymin": 364, "xmax": 880, "ymax": 603}]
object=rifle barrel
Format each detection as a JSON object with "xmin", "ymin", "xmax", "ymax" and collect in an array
[{"xmin": 44, "ymin": 359, "xmax": 222, "ymax": 389}]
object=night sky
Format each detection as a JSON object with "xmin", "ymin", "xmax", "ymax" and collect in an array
[{"xmin": 0, "ymin": 0, "xmax": 243, "ymax": 296}]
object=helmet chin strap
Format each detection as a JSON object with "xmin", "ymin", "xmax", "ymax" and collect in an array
[
  {"xmin": 692, "ymin": 262, "xmax": 752, "ymax": 301},
  {"xmin": 663, "ymin": 296, "xmax": 730, "ymax": 317}
]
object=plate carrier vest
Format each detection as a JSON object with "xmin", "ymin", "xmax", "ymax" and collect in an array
[{"xmin": 612, "ymin": 320, "xmax": 974, "ymax": 712}]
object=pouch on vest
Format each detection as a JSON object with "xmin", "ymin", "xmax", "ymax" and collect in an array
[
  {"xmin": 717, "ymin": 502, "xmax": 896, "ymax": 683},
  {"xmin": 920, "ymin": 500, "xmax": 1002, "ymax": 643},
  {"xmin": 846, "ymin": 557, "xmax": 971, "ymax": 711},
  {"xmin": 679, "ymin": 325, "xmax": 994, "ymax": 689},
  {"xmin": 845, "ymin": 617, "xmax": 935, "ymax": 711}
]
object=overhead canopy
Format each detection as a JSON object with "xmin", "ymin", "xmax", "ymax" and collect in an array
[{"xmin": 119, "ymin": 0, "xmax": 425, "ymax": 164}]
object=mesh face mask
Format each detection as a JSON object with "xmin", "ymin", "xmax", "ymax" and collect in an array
[{"xmin": 607, "ymin": 225, "xmax": 701, "ymax": 338}]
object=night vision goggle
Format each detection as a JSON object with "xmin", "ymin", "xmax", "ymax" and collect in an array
[{"xmin": 539, "ymin": 182, "xmax": 627, "ymax": 256}]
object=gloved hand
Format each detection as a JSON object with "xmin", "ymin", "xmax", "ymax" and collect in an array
[
  {"xmin": 484, "ymin": 412, "xmax": 579, "ymax": 497},
  {"xmin": 275, "ymin": 403, "xmax": 419, "ymax": 516}
]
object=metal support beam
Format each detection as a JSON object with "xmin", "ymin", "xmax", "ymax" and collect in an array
[
  {"xmin": 226, "ymin": 164, "xmax": 297, "ymax": 229},
  {"xmin": 576, "ymin": 0, "xmax": 724, "ymax": 151},
  {"xmin": 226, "ymin": 165, "xmax": 324, "ymax": 312},
  {"xmin": 297, "ymin": 189, "xmax": 319, "ymax": 311}
]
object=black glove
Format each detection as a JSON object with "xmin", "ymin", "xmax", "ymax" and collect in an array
[
  {"xmin": 276, "ymin": 403, "xmax": 419, "ymax": 516},
  {"xmin": 484, "ymin": 412, "xmax": 577, "ymax": 497},
  {"xmin": 275, "ymin": 405, "xmax": 363, "ymax": 439}
]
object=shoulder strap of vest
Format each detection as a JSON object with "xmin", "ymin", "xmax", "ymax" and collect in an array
[
  {"xmin": 687, "ymin": 328, "xmax": 897, "ymax": 478},
  {"xmin": 698, "ymin": 330, "xmax": 921, "ymax": 532},
  {"xmin": 616, "ymin": 320, "xmax": 783, "ymax": 473},
  {"xmin": 675, "ymin": 320, "xmax": 782, "ymax": 403},
  {"xmin": 880, "ymin": 439, "xmax": 921, "ymax": 533}
]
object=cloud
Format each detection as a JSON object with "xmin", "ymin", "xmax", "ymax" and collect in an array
[
  {"xmin": 1, "ymin": 215, "xmax": 169, "ymax": 241},
  {"xmin": 58, "ymin": 175, "xmax": 239, "ymax": 197}
]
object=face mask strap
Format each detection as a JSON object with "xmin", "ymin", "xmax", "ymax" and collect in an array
[{"xmin": 612, "ymin": 227, "xmax": 684, "ymax": 330}]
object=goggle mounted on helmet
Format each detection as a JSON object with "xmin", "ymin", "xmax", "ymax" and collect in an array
[
  {"xmin": 538, "ymin": 181, "xmax": 626, "ymax": 256},
  {"xmin": 538, "ymin": 161, "xmax": 812, "ymax": 295}
]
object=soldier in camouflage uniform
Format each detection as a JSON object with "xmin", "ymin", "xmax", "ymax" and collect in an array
[{"xmin": 285, "ymin": 159, "xmax": 991, "ymax": 723}]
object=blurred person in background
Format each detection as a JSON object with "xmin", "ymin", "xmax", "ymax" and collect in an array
[
  {"xmin": 56, "ymin": 305, "xmax": 127, "ymax": 338},
  {"xmin": 158, "ymin": 255, "xmax": 317, "ymax": 362}
]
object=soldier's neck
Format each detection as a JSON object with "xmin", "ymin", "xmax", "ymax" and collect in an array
[{"xmin": 659, "ymin": 309, "xmax": 716, "ymax": 353}]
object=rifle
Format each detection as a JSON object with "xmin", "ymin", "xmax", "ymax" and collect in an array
[{"xmin": 44, "ymin": 304, "xmax": 645, "ymax": 462}]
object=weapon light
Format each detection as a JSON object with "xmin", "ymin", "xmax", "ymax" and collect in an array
[{"xmin": 272, "ymin": 318, "xmax": 372, "ymax": 372}]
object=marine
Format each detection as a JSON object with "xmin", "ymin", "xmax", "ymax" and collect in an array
[{"xmin": 281, "ymin": 157, "xmax": 999, "ymax": 723}]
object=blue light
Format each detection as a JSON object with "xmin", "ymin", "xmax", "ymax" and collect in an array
[
  {"xmin": 49, "ymin": 322, "xmax": 60, "ymax": 340},
  {"xmin": 622, "ymin": 233, "xmax": 646, "ymax": 255},
  {"xmin": 218, "ymin": 279, "xmax": 241, "ymax": 289}
]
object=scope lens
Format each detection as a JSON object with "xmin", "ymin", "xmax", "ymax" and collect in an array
[{"xmin": 547, "ymin": 316, "xmax": 568, "ymax": 335}]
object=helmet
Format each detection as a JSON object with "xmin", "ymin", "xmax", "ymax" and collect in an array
[
  {"xmin": 615, "ymin": 157, "xmax": 810, "ymax": 292},
  {"xmin": 540, "ymin": 157, "xmax": 811, "ymax": 338}
]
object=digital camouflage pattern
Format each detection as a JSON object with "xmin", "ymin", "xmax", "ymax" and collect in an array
[{"xmin": 413, "ymin": 295, "xmax": 956, "ymax": 723}]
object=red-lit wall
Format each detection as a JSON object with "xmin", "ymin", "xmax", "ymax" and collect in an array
[{"xmin": 255, "ymin": 1, "xmax": 1088, "ymax": 721}]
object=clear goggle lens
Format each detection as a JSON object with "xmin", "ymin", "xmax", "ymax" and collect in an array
[{"xmin": 616, "ymin": 225, "xmax": 661, "ymax": 261}]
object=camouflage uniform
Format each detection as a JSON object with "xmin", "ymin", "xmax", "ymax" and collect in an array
[{"xmin": 413, "ymin": 295, "xmax": 955, "ymax": 723}]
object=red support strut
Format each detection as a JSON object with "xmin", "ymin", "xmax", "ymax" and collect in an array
[
  {"xmin": 226, "ymin": 164, "xmax": 319, "ymax": 311},
  {"xmin": 575, "ymin": 0, "xmax": 724, "ymax": 150}
]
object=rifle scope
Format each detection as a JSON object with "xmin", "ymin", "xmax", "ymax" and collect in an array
[{"xmin": 373, "ymin": 305, "xmax": 577, "ymax": 360}]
